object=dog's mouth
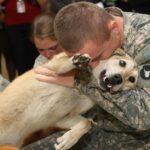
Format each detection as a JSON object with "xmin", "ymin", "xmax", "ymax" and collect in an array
[
  {"xmin": 100, "ymin": 70, "xmax": 112, "ymax": 92},
  {"xmin": 99, "ymin": 70, "xmax": 122, "ymax": 93}
]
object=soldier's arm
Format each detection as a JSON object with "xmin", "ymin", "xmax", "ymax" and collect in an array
[{"xmin": 76, "ymin": 78, "xmax": 150, "ymax": 131}]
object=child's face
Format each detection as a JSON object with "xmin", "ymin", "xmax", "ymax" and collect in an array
[{"xmin": 34, "ymin": 37, "xmax": 62, "ymax": 59}]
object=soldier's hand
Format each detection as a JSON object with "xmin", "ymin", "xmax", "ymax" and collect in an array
[{"xmin": 34, "ymin": 65, "xmax": 74, "ymax": 87}]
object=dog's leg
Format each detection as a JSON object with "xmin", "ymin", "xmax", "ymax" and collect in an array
[
  {"xmin": 57, "ymin": 53, "xmax": 91, "ymax": 74},
  {"xmin": 56, "ymin": 58, "xmax": 76, "ymax": 74},
  {"xmin": 54, "ymin": 116, "xmax": 92, "ymax": 150}
]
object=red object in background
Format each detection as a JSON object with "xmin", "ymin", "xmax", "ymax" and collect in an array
[{"xmin": 5, "ymin": 0, "xmax": 41, "ymax": 26}]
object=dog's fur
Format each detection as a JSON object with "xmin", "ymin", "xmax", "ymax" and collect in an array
[{"xmin": 0, "ymin": 49, "xmax": 138, "ymax": 150}]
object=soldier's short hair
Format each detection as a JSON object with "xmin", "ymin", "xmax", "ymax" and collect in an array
[{"xmin": 54, "ymin": 1, "xmax": 114, "ymax": 52}]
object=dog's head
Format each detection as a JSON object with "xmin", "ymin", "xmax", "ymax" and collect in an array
[{"xmin": 93, "ymin": 49, "xmax": 138, "ymax": 93}]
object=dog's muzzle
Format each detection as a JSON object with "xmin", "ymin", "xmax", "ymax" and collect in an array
[{"xmin": 100, "ymin": 70, "xmax": 123, "ymax": 92}]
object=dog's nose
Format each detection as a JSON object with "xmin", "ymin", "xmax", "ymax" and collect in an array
[
  {"xmin": 110, "ymin": 74, "xmax": 122, "ymax": 85},
  {"xmin": 106, "ymin": 74, "xmax": 123, "ymax": 85}
]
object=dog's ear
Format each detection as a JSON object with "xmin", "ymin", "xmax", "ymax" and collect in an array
[{"xmin": 113, "ymin": 48, "xmax": 126, "ymax": 56}]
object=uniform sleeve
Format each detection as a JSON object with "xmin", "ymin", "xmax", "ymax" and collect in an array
[
  {"xmin": 75, "ymin": 77, "xmax": 150, "ymax": 131},
  {"xmin": 0, "ymin": 75, "xmax": 10, "ymax": 91},
  {"xmin": 33, "ymin": 55, "xmax": 48, "ymax": 68}
]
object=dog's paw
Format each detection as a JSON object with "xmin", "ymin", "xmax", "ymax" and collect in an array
[
  {"xmin": 72, "ymin": 53, "xmax": 91, "ymax": 69},
  {"xmin": 54, "ymin": 130, "xmax": 79, "ymax": 150}
]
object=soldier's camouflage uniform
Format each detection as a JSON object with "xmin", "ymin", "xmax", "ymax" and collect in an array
[
  {"xmin": 73, "ymin": 7, "xmax": 150, "ymax": 150},
  {"xmin": 33, "ymin": 54, "xmax": 48, "ymax": 68}
]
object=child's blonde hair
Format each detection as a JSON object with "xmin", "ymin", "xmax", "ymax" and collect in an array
[{"xmin": 31, "ymin": 13, "xmax": 56, "ymax": 40}]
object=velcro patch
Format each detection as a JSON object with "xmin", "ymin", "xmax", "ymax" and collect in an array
[{"xmin": 140, "ymin": 65, "xmax": 150, "ymax": 79}]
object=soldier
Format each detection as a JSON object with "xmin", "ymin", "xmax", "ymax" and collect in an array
[{"xmin": 34, "ymin": 2, "xmax": 150, "ymax": 150}]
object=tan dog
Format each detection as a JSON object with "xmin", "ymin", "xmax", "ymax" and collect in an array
[{"xmin": 0, "ymin": 49, "xmax": 138, "ymax": 150}]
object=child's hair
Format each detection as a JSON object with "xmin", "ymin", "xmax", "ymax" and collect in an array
[{"xmin": 31, "ymin": 13, "xmax": 56, "ymax": 41}]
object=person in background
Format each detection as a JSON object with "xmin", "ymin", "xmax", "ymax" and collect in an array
[
  {"xmin": 32, "ymin": 13, "xmax": 63, "ymax": 67},
  {"xmin": 0, "ymin": 0, "xmax": 60, "ymax": 91},
  {"xmin": 0, "ymin": 12, "xmax": 58, "ymax": 91},
  {"xmin": 0, "ymin": 0, "xmax": 47, "ymax": 75},
  {"xmin": 34, "ymin": 2, "xmax": 150, "ymax": 149},
  {"xmin": 0, "ymin": 10, "xmax": 63, "ymax": 91},
  {"xmin": 0, "ymin": 0, "xmax": 48, "ymax": 90},
  {"xmin": 0, "ymin": 3, "xmax": 16, "ymax": 81}
]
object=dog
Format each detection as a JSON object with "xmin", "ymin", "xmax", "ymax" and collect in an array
[{"xmin": 0, "ymin": 49, "xmax": 138, "ymax": 150}]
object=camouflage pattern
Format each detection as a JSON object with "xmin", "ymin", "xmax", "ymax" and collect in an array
[
  {"xmin": 33, "ymin": 54, "xmax": 49, "ymax": 68},
  {"xmin": 0, "ymin": 75, "xmax": 10, "ymax": 91}
]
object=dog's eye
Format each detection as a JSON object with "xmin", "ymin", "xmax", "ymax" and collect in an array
[
  {"xmin": 128, "ymin": 76, "xmax": 135, "ymax": 83},
  {"xmin": 119, "ymin": 60, "xmax": 126, "ymax": 67}
]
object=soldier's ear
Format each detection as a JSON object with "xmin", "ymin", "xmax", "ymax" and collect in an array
[{"xmin": 109, "ymin": 21, "xmax": 120, "ymax": 37}]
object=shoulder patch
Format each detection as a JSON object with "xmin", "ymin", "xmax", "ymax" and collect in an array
[{"xmin": 140, "ymin": 65, "xmax": 150, "ymax": 79}]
